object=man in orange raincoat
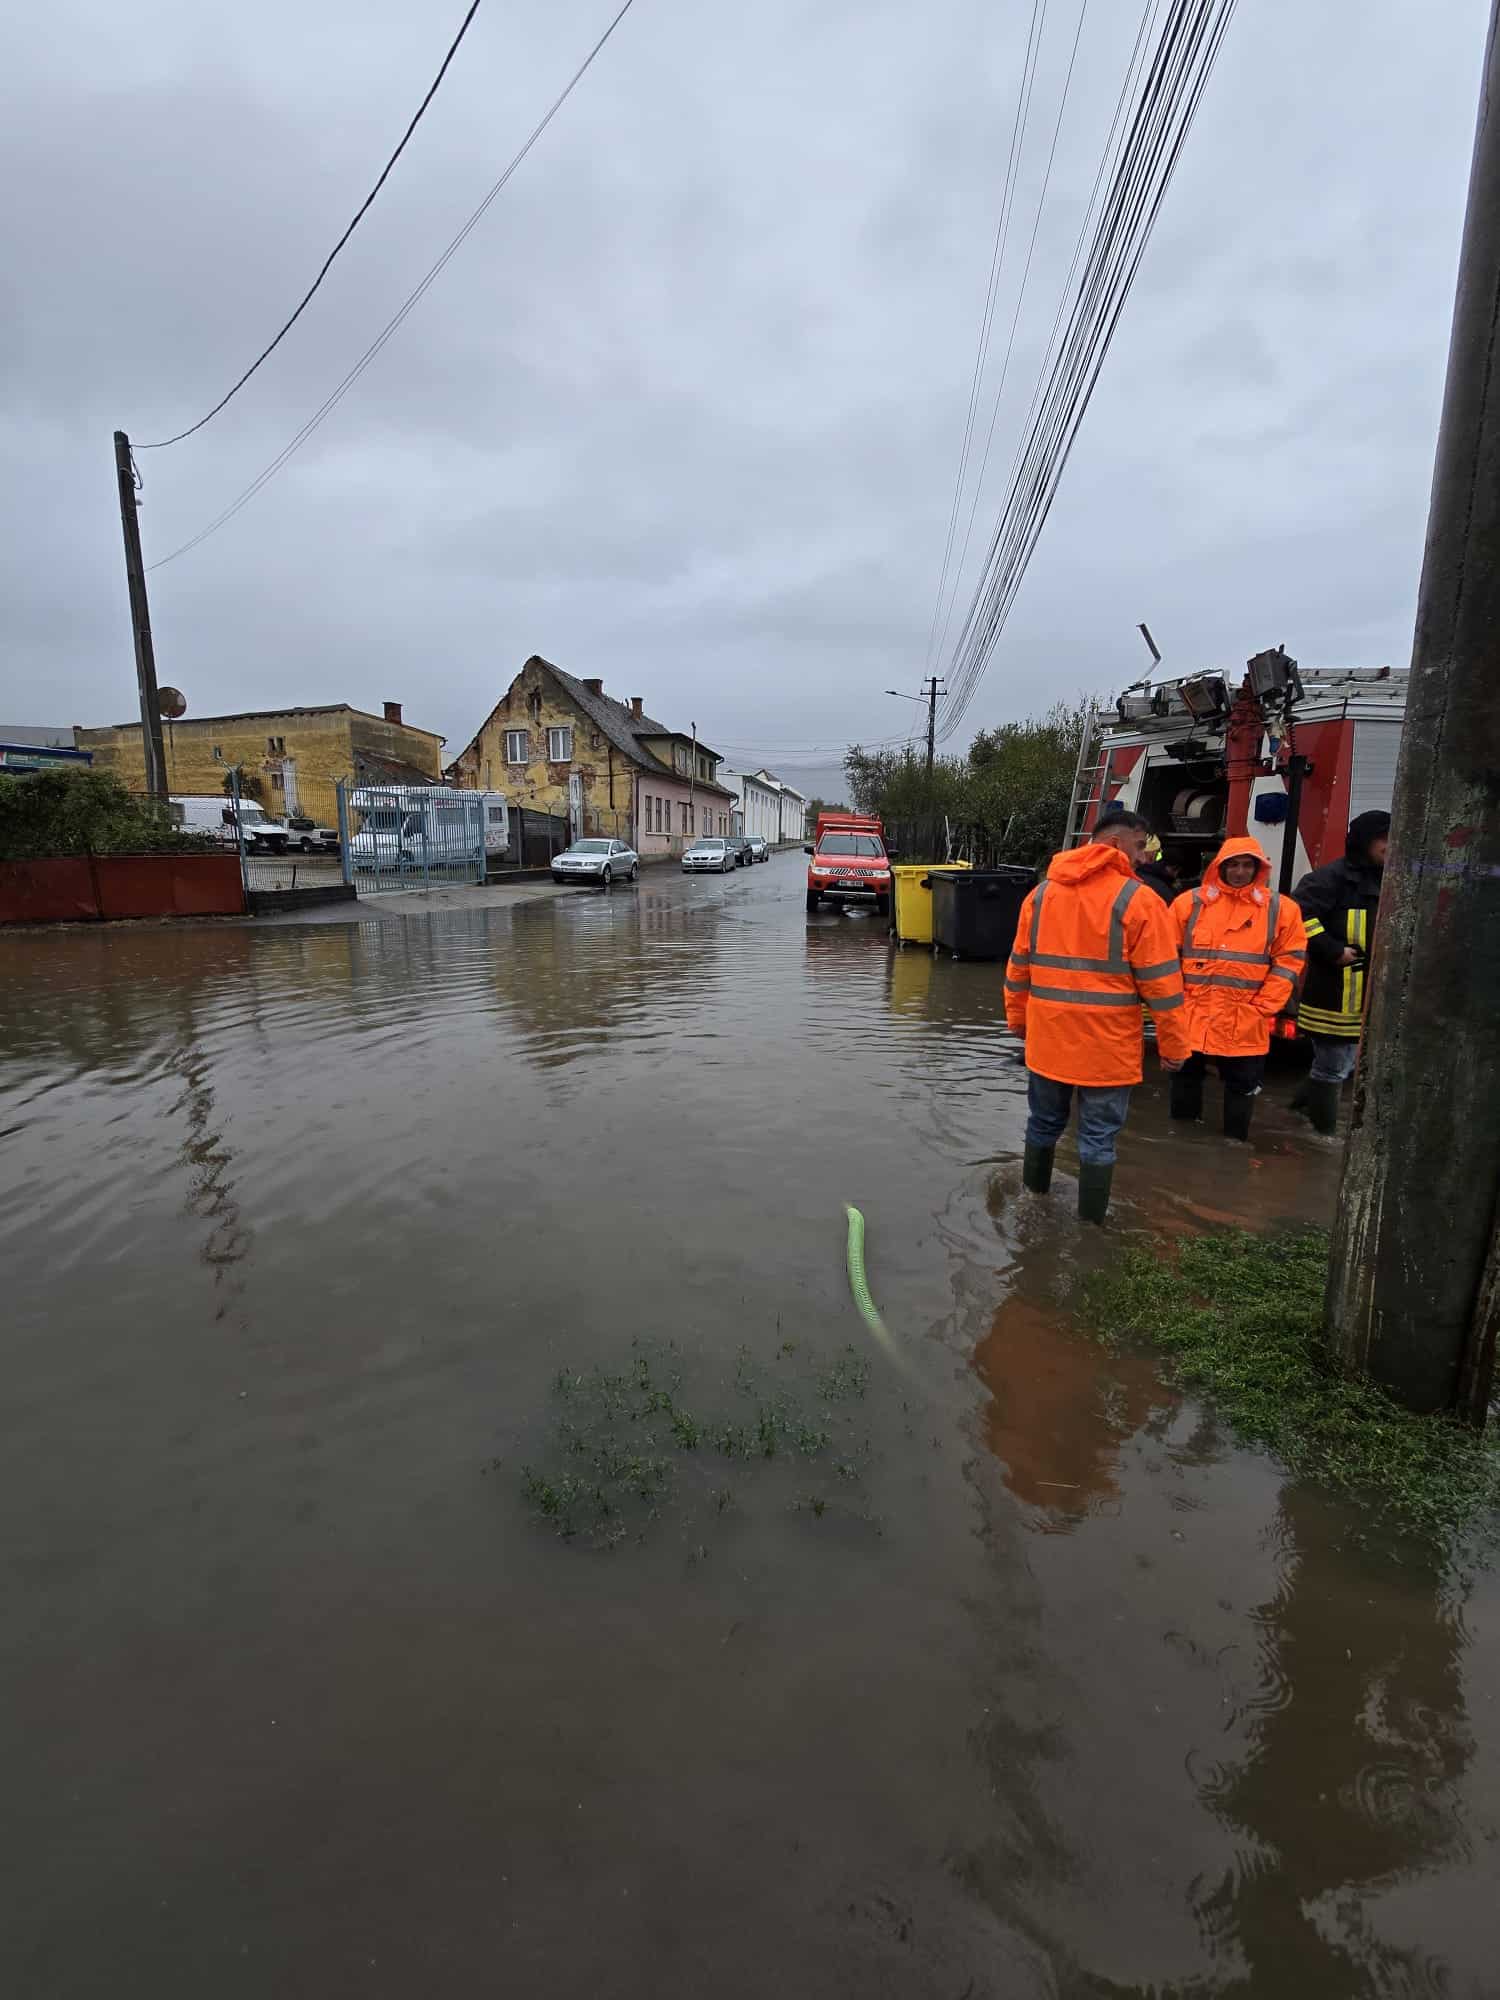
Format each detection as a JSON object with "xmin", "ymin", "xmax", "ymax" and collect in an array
[
  {"xmin": 1005, "ymin": 810, "xmax": 1191, "ymax": 1223},
  {"xmin": 1168, "ymin": 835, "xmax": 1308, "ymax": 1143}
]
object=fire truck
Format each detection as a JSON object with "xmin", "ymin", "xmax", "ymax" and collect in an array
[{"xmin": 1064, "ymin": 647, "xmax": 1408, "ymax": 889}]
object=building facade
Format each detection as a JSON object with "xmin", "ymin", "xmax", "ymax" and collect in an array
[
  {"xmin": 74, "ymin": 702, "xmax": 443, "ymax": 829},
  {"xmin": 717, "ymin": 765, "xmax": 808, "ymax": 844},
  {"xmin": 446, "ymin": 657, "xmax": 733, "ymax": 855}
]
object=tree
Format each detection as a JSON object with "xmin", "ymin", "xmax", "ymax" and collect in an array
[{"xmin": 842, "ymin": 698, "xmax": 1088, "ymax": 866}]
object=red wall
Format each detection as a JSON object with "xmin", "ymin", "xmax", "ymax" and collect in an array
[{"xmin": 0, "ymin": 854, "xmax": 246, "ymax": 925}]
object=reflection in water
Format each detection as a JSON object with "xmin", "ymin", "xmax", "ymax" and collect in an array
[
  {"xmin": 1190, "ymin": 1491, "xmax": 1474, "ymax": 1994},
  {"xmin": 974, "ymin": 1295, "xmax": 1172, "ymax": 1523},
  {"xmin": 169, "ymin": 1040, "xmax": 252, "ymax": 1325}
]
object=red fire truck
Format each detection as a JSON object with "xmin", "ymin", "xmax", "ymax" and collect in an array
[{"xmin": 1064, "ymin": 650, "xmax": 1408, "ymax": 889}]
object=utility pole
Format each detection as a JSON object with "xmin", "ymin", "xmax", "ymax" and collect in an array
[
  {"xmin": 886, "ymin": 677, "xmax": 946, "ymax": 775},
  {"xmin": 113, "ymin": 431, "xmax": 168, "ymax": 800},
  {"xmin": 1324, "ymin": 3, "xmax": 1500, "ymax": 1422}
]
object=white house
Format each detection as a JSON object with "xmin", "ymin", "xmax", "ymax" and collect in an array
[{"xmin": 717, "ymin": 766, "xmax": 808, "ymax": 844}]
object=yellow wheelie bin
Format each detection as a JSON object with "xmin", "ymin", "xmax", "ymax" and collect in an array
[{"xmin": 891, "ymin": 861, "xmax": 971, "ymax": 946}]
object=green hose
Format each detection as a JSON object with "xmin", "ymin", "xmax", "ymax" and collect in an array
[{"xmin": 844, "ymin": 1204, "xmax": 896, "ymax": 1358}]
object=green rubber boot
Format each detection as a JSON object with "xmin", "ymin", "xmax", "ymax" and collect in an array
[
  {"xmin": 1077, "ymin": 1162, "xmax": 1113, "ymax": 1225},
  {"xmin": 1306, "ymin": 1079, "xmax": 1341, "ymax": 1136},
  {"xmin": 1022, "ymin": 1144, "xmax": 1055, "ymax": 1194}
]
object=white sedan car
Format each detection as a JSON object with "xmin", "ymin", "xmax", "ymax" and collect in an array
[
  {"xmin": 682, "ymin": 839, "xmax": 733, "ymax": 873},
  {"xmin": 551, "ymin": 838, "xmax": 639, "ymax": 886}
]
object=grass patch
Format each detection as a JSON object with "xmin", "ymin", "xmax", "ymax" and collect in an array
[
  {"xmin": 520, "ymin": 1336, "xmax": 875, "ymax": 1547},
  {"xmin": 1082, "ymin": 1229, "xmax": 1500, "ymax": 1549}
]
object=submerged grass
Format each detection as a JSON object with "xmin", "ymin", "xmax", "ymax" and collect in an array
[
  {"xmin": 520, "ymin": 1336, "xmax": 875, "ymax": 1547},
  {"xmin": 1082, "ymin": 1229, "xmax": 1500, "ymax": 1548}
]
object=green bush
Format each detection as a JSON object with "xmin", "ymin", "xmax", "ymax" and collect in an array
[{"xmin": 0, "ymin": 768, "xmax": 214, "ymax": 861}]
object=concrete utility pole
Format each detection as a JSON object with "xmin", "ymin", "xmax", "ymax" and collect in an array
[
  {"xmin": 885, "ymin": 677, "xmax": 946, "ymax": 775},
  {"xmin": 112, "ymin": 431, "xmax": 168, "ymax": 800},
  {"xmin": 1325, "ymin": 5, "xmax": 1500, "ymax": 1422}
]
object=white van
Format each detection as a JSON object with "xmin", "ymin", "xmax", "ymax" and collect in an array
[
  {"xmin": 347, "ymin": 786, "xmax": 494, "ymax": 875},
  {"xmin": 475, "ymin": 791, "xmax": 510, "ymax": 859},
  {"xmin": 170, "ymin": 795, "xmax": 289, "ymax": 853}
]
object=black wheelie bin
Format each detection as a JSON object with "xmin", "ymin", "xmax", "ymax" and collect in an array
[{"xmin": 931, "ymin": 866, "xmax": 1035, "ymax": 960}]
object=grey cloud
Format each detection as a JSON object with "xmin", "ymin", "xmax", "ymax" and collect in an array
[{"xmin": 0, "ymin": 0, "xmax": 1487, "ymax": 766}]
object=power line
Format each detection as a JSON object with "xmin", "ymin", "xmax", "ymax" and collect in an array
[
  {"xmin": 929, "ymin": 0, "xmax": 1090, "ymax": 673},
  {"xmin": 141, "ymin": 0, "xmax": 487, "ymax": 450},
  {"xmin": 921, "ymin": 0, "xmax": 1048, "ymax": 678},
  {"xmin": 936, "ymin": 0, "xmax": 1238, "ymax": 742},
  {"xmin": 147, "ymin": 0, "xmax": 640, "ymax": 570}
]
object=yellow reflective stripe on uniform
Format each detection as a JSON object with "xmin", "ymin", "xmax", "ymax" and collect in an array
[
  {"xmin": 1298, "ymin": 1005, "xmax": 1361, "ymax": 1033},
  {"xmin": 1303, "ymin": 916, "xmax": 1325, "ymax": 938}
]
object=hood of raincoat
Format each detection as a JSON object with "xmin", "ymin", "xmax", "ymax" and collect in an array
[
  {"xmin": 1345, "ymin": 810, "xmax": 1390, "ymax": 865},
  {"xmin": 1200, "ymin": 835, "xmax": 1272, "ymax": 901},
  {"xmin": 1046, "ymin": 840, "xmax": 1134, "ymax": 887}
]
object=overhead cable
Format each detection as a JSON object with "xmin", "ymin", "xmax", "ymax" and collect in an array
[
  {"xmin": 148, "ymin": 0, "xmax": 640, "ymax": 569},
  {"xmin": 921, "ymin": 0, "xmax": 1049, "ymax": 677},
  {"xmin": 929, "ymin": 0, "xmax": 1091, "ymax": 674},
  {"xmin": 141, "ymin": 0, "xmax": 487, "ymax": 450},
  {"xmin": 936, "ymin": 0, "xmax": 1239, "ymax": 742}
]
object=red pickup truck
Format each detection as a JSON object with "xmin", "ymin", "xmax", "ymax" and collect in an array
[{"xmin": 805, "ymin": 812, "xmax": 892, "ymax": 916}]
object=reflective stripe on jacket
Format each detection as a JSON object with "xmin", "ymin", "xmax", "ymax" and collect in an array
[
  {"xmin": 1169, "ymin": 836, "xmax": 1307, "ymax": 1057},
  {"xmin": 1005, "ymin": 842, "xmax": 1190, "ymax": 1086}
]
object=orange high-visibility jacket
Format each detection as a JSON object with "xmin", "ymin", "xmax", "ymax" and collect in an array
[
  {"xmin": 1005, "ymin": 843, "xmax": 1191, "ymax": 1086},
  {"xmin": 1169, "ymin": 836, "xmax": 1308, "ymax": 1057}
]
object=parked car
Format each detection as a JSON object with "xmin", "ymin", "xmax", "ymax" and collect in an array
[
  {"xmin": 725, "ymin": 836, "xmax": 752, "ymax": 868},
  {"xmin": 170, "ymin": 795, "xmax": 290, "ymax": 853},
  {"xmin": 682, "ymin": 838, "xmax": 733, "ymax": 873},
  {"xmin": 551, "ymin": 838, "xmax": 639, "ymax": 886},
  {"xmin": 283, "ymin": 815, "xmax": 340, "ymax": 854},
  {"xmin": 746, "ymin": 836, "xmax": 770, "ymax": 862}
]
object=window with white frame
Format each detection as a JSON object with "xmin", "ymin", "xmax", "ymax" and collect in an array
[
  {"xmin": 547, "ymin": 726, "xmax": 573, "ymax": 762},
  {"xmin": 504, "ymin": 729, "xmax": 529, "ymax": 764}
]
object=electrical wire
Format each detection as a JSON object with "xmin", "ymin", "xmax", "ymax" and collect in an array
[
  {"xmin": 147, "ymin": 0, "xmax": 640, "ymax": 569},
  {"xmin": 921, "ymin": 0, "xmax": 1048, "ymax": 677},
  {"xmin": 938, "ymin": 0, "xmax": 1212, "ymax": 732},
  {"xmin": 929, "ymin": 0, "xmax": 1090, "ymax": 674},
  {"xmin": 935, "ymin": 0, "xmax": 1238, "ymax": 742},
  {"xmin": 141, "ymin": 0, "xmax": 487, "ymax": 450}
]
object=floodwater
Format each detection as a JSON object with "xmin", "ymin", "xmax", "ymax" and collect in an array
[{"xmin": 3, "ymin": 855, "xmax": 1496, "ymax": 1999}]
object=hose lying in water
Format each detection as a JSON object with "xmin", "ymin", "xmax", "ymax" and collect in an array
[{"xmin": 844, "ymin": 1204, "xmax": 898, "ymax": 1361}]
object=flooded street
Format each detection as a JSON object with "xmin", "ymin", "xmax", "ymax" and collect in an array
[{"xmin": 4, "ymin": 853, "xmax": 1497, "ymax": 1998}]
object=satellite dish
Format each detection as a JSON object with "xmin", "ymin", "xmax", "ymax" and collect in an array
[{"xmin": 158, "ymin": 687, "xmax": 187, "ymax": 720}]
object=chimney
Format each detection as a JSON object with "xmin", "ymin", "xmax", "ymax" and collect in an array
[
  {"xmin": 583, "ymin": 677, "xmax": 604, "ymax": 697},
  {"xmin": 383, "ymin": 701, "xmax": 403, "ymax": 726},
  {"xmin": 630, "ymin": 696, "xmax": 644, "ymax": 720}
]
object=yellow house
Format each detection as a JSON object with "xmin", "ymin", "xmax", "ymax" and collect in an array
[
  {"xmin": 74, "ymin": 701, "xmax": 444, "ymax": 830},
  {"xmin": 447, "ymin": 657, "xmax": 733, "ymax": 855}
]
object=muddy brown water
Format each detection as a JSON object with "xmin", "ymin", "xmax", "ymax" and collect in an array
[{"xmin": 3, "ymin": 855, "xmax": 1497, "ymax": 1998}]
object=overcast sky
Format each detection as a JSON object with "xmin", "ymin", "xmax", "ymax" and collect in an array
[{"xmin": 0, "ymin": 0, "xmax": 1487, "ymax": 796}]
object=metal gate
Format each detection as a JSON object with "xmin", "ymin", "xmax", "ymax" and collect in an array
[{"xmin": 336, "ymin": 781, "xmax": 485, "ymax": 893}]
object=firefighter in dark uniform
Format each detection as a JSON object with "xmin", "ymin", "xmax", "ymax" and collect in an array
[{"xmin": 1291, "ymin": 809, "xmax": 1390, "ymax": 1133}]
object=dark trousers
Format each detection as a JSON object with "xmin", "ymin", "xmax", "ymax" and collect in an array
[{"xmin": 1180, "ymin": 1051, "xmax": 1265, "ymax": 1097}]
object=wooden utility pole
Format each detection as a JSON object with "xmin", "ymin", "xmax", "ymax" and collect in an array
[
  {"xmin": 925, "ymin": 676, "xmax": 943, "ymax": 777},
  {"xmin": 1324, "ymin": 3, "xmax": 1500, "ymax": 1421},
  {"xmin": 113, "ymin": 431, "xmax": 168, "ymax": 800}
]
